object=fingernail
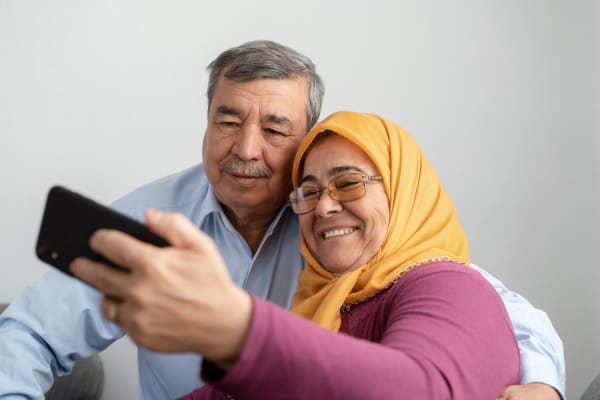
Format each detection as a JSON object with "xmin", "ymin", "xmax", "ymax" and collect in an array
[{"xmin": 147, "ymin": 208, "xmax": 162, "ymax": 221}]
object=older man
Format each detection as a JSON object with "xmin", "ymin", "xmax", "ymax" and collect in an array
[{"xmin": 0, "ymin": 40, "xmax": 564, "ymax": 399}]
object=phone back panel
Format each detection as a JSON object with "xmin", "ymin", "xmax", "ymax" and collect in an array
[{"xmin": 35, "ymin": 186, "xmax": 169, "ymax": 276}]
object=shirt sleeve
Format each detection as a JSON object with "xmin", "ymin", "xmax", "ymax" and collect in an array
[
  {"xmin": 0, "ymin": 270, "xmax": 123, "ymax": 397},
  {"xmin": 0, "ymin": 188, "xmax": 147, "ymax": 398},
  {"xmin": 192, "ymin": 265, "xmax": 520, "ymax": 400},
  {"xmin": 471, "ymin": 264, "xmax": 566, "ymax": 398}
]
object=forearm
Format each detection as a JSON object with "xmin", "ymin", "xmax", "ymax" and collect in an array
[
  {"xmin": 200, "ymin": 297, "xmax": 446, "ymax": 400},
  {"xmin": 0, "ymin": 270, "xmax": 122, "ymax": 396},
  {"xmin": 0, "ymin": 323, "xmax": 56, "ymax": 397},
  {"xmin": 200, "ymin": 294, "xmax": 517, "ymax": 400}
]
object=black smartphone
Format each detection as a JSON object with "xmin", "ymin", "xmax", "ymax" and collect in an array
[{"xmin": 35, "ymin": 185, "xmax": 169, "ymax": 276}]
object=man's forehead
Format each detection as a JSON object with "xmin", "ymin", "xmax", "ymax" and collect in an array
[{"xmin": 211, "ymin": 77, "xmax": 307, "ymax": 122}]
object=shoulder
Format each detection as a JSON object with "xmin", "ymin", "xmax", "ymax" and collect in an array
[
  {"xmin": 110, "ymin": 163, "xmax": 210, "ymax": 220},
  {"xmin": 395, "ymin": 261, "xmax": 492, "ymax": 293},
  {"xmin": 382, "ymin": 261, "xmax": 521, "ymax": 393},
  {"xmin": 387, "ymin": 261, "xmax": 510, "ymax": 323}
]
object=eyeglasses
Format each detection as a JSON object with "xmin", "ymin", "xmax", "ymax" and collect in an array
[{"xmin": 289, "ymin": 173, "xmax": 382, "ymax": 215}]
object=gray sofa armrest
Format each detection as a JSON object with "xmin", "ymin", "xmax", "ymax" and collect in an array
[{"xmin": 581, "ymin": 373, "xmax": 600, "ymax": 400}]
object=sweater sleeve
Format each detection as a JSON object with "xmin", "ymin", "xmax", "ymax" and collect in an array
[{"xmin": 186, "ymin": 264, "xmax": 520, "ymax": 400}]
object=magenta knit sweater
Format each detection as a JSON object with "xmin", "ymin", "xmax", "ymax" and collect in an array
[{"xmin": 180, "ymin": 261, "xmax": 520, "ymax": 399}]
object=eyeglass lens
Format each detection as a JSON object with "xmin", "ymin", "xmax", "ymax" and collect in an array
[{"xmin": 290, "ymin": 173, "xmax": 373, "ymax": 214}]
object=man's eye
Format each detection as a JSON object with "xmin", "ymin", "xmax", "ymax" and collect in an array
[
  {"xmin": 220, "ymin": 121, "xmax": 240, "ymax": 127},
  {"xmin": 264, "ymin": 128, "xmax": 284, "ymax": 136}
]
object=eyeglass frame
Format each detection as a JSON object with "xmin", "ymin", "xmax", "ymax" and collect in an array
[{"xmin": 289, "ymin": 173, "xmax": 383, "ymax": 215}]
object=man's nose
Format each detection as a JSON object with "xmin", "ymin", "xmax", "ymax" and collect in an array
[{"xmin": 233, "ymin": 123, "xmax": 263, "ymax": 161}]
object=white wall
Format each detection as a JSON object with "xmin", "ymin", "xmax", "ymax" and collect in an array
[{"xmin": 1, "ymin": 1, "xmax": 598, "ymax": 398}]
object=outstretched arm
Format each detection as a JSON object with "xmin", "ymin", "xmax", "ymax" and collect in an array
[
  {"xmin": 472, "ymin": 264, "xmax": 565, "ymax": 399},
  {"xmin": 73, "ymin": 211, "xmax": 520, "ymax": 399}
]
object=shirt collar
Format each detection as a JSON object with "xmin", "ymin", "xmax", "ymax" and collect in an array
[{"xmin": 199, "ymin": 185, "xmax": 296, "ymax": 240}]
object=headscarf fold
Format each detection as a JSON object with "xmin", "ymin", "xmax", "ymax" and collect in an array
[{"xmin": 290, "ymin": 111, "xmax": 470, "ymax": 331}]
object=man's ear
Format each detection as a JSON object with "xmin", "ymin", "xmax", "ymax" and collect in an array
[{"xmin": 202, "ymin": 130, "xmax": 208, "ymax": 159}]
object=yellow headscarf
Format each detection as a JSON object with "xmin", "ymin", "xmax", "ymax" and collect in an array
[{"xmin": 290, "ymin": 111, "xmax": 470, "ymax": 331}]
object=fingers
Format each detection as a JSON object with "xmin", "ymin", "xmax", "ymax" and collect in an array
[
  {"xmin": 70, "ymin": 257, "xmax": 130, "ymax": 299},
  {"xmin": 496, "ymin": 383, "xmax": 561, "ymax": 400},
  {"xmin": 497, "ymin": 385, "xmax": 520, "ymax": 400},
  {"xmin": 497, "ymin": 385, "xmax": 518, "ymax": 400},
  {"xmin": 102, "ymin": 296, "xmax": 121, "ymax": 324},
  {"xmin": 88, "ymin": 210, "xmax": 213, "ymax": 272},
  {"xmin": 145, "ymin": 209, "xmax": 215, "ymax": 252},
  {"xmin": 89, "ymin": 228, "xmax": 160, "ymax": 271}
]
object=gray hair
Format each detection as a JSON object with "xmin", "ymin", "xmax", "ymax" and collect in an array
[{"xmin": 206, "ymin": 40, "xmax": 324, "ymax": 131}]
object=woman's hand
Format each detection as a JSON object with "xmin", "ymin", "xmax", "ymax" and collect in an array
[{"xmin": 71, "ymin": 209, "xmax": 252, "ymax": 369}]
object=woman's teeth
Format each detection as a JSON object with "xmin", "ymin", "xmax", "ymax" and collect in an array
[{"xmin": 323, "ymin": 228, "xmax": 356, "ymax": 239}]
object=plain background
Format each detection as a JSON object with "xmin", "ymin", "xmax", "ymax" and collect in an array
[{"xmin": 1, "ymin": 1, "xmax": 598, "ymax": 398}]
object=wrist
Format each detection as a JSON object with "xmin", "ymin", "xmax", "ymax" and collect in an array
[{"xmin": 209, "ymin": 288, "xmax": 253, "ymax": 370}]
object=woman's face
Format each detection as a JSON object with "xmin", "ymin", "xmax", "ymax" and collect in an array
[{"xmin": 298, "ymin": 134, "xmax": 390, "ymax": 275}]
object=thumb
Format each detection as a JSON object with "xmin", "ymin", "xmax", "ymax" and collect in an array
[{"xmin": 145, "ymin": 209, "xmax": 215, "ymax": 252}]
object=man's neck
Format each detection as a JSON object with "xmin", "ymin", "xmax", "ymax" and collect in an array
[{"xmin": 222, "ymin": 205, "xmax": 282, "ymax": 254}]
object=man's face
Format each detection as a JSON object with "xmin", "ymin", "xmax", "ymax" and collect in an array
[{"xmin": 203, "ymin": 76, "xmax": 308, "ymax": 218}]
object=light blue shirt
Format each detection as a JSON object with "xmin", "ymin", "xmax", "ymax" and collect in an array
[{"xmin": 0, "ymin": 163, "xmax": 565, "ymax": 399}]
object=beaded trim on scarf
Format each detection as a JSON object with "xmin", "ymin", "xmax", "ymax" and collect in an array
[{"xmin": 339, "ymin": 257, "xmax": 465, "ymax": 314}]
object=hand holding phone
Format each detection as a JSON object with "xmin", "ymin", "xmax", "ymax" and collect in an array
[{"xmin": 35, "ymin": 186, "xmax": 169, "ymax": 276}]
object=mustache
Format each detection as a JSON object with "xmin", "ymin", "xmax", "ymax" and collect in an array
[{"xmin": 219, "ymin": 158, "xmax": 272, "ymax": 178}]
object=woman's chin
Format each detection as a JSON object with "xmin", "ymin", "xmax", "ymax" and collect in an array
[{"xmin": 322, "ymin": 260, "xmax": 358, "ymax": 276}]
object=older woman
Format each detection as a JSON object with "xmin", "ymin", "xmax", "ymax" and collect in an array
[
  {"xmin": 72, "ymin": 111, "xmax": 521, "ymax": 399},
  {"xmin": 169, "ymin": 111, "xmax": 519, "ymax": 399}
]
